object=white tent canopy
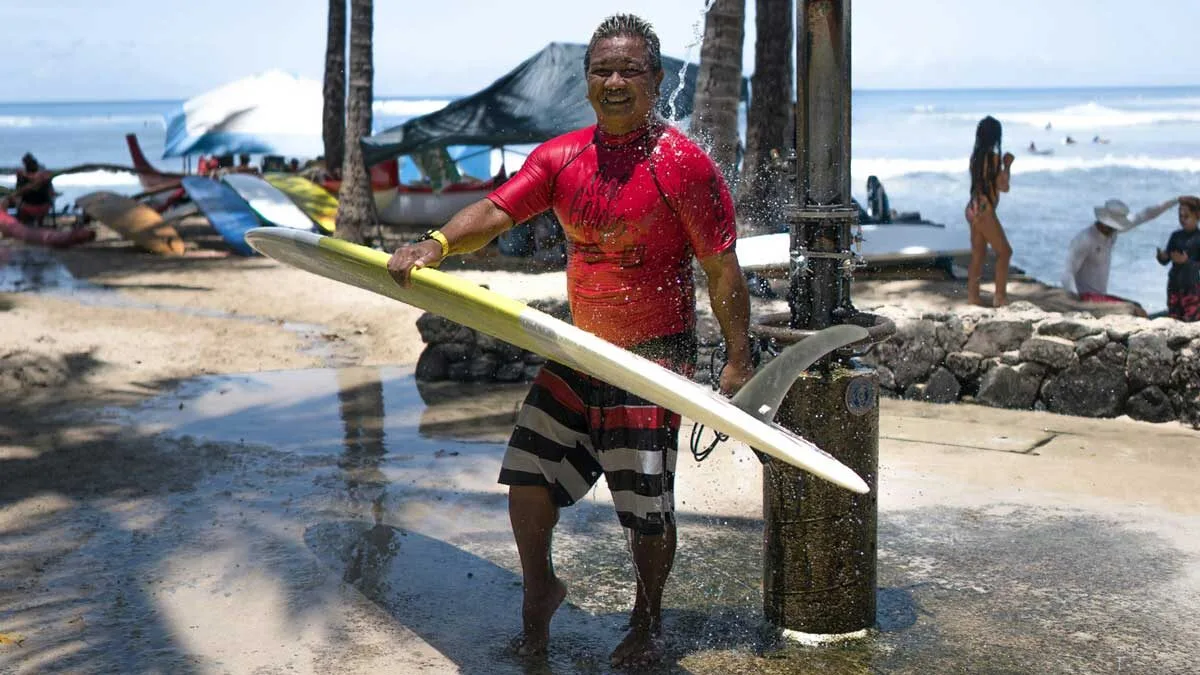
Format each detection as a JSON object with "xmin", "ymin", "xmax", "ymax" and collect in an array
[{"xmin": 162, "ymin": 70, "xmax": 324, "ymax": 159}]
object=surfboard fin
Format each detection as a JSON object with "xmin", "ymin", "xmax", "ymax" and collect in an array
[{"xmin": 731, "ymin": 324, "xmax": 870, "ymax": 462}]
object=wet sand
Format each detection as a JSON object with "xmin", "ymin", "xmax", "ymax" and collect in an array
[{"xmin": 3, "ymin": 232, "xmax": 1199, "ymax": 673}]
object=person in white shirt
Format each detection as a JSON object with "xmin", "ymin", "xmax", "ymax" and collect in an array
[{"xmin": 1062, "ymin": 197, "xmax": 1178, "ymax": 315}]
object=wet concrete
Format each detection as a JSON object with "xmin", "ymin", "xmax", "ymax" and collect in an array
[{"xmin": 2, "ymin": 367, "xmax": 1199, "ymax": 673}]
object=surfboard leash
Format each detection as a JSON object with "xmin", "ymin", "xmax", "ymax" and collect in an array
[{"xmin": 688, "ymin": 337, "xmax": 774, "ymax": 462}]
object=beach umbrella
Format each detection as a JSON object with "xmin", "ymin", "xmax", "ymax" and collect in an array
[{"xmin": 162, "ymin": 70, "xmax": 324, "ymax": 159}]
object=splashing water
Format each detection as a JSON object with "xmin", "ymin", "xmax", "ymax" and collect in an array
[{"xmin": 666, "ymin": 0, "xmax": 719, "ymax": 122}]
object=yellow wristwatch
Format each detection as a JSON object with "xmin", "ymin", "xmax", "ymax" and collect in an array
[{"xmin": 419, "ymin": 229, "xmax": 451, "ymax": 259}]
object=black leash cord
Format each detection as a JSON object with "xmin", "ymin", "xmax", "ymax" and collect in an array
[{"xmin": 688, "ymin": 337, "xmax": 776, "ymax": 463}]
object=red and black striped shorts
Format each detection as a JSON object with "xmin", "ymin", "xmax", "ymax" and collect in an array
[
  {"xmin": 1168, "ymin": 290, "xmax": 1200, "ymax": 322},
  {"xmin": 498, "ymin": 334, "xmax": 695, "ymax": 535}
]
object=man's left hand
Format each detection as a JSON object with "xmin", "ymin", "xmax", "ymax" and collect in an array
[
  {"xmin": 1170, "ymin": 250, "xmax": 1189, "ymax": 264},
  {"xmin": 719, "ymin": 358, "xmax": 754, "ymax": 396}
]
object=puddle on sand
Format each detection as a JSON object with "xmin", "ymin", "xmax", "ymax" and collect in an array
[
  {"xmin": 0, "ymin": 245, "xmax": 92, "ymax": 292},
  {"xmin": 98, "ymin": 365, "xmax": 530, "ymax": 452}
]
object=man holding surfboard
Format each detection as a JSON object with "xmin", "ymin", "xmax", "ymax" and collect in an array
[{"xmin": 387, "ymin": 14, "xmax": 752, "ymax": 668}]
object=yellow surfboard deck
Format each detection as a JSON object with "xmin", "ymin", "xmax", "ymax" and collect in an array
[
  {"xmin": 245, "ymin": 228, "xmax": 869, "ymax": 494},
  {"xmin": 263, "ymin": 174, "xmax": 337, "ymax": 234},
  {"xmin": 76, "ymin": 191, "xmax": 186, "ymax": 256}
]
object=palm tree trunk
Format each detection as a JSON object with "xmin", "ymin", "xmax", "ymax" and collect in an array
[
  {"xmin": 322, "ymin": 0, "xmax": 347, "ymax": 173},
  {"xmin": 335, "ymin": 0, "xmax": 377, "ymax": 244},
  {"xmin": 690, "ymin": 0, "xmax": 746, "ymax": 187},
  {"xmin": 736, "ymin": 0, "xmax": 793, "ymax": 234}
]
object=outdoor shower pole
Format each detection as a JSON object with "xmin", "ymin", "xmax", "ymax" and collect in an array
[{"xmin": 762, "ymin": 0, "xmax": 880, "ymax": 638}]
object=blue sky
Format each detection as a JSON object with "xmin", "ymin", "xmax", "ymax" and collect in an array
[{"xmin": 3, "ymin": 0, "xmax": 1196, "ymax": 102}]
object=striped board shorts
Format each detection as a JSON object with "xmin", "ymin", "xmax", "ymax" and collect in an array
[{"xmin": 498, "ymin": 333, "xmax": 696, "ymax": 535}]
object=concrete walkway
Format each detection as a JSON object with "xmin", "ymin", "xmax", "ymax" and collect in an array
[{"xmin": 1, "ymin": 367, "xmax": 1198, "ymax": 674}]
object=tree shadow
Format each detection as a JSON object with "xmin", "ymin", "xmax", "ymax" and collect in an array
[{"xmin": 0, "ymin": 368, "xmax": 394, "ymax": 671}]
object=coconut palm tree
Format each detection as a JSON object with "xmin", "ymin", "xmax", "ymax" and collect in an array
[
  {"xmin": 335, "ymin": 0, "xmax": 377, "ymax": 244},
  {"xmin": 690, "ymin": 0, "xmax": 746, "ymax": 186},
  {"xmin": 322, "ymin": 0, "xmax": 346, "ymax": 173},
  {"xmin": 736, "ymin": 0, "xmax": 793, "ymax": 233}
]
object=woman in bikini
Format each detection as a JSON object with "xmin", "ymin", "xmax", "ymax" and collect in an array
[{"xmin": 965, "ymin": 116, "xmax": 1015, "ymax": 306}]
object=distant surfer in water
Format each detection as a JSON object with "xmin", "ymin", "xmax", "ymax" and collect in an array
[
  {"xmin": 965, "ymin": 116, "xmax": 1015, "ymax": 306},
  {"xmin": 387, "ymin": 14, "xmax": 752, "ymax": 668}
]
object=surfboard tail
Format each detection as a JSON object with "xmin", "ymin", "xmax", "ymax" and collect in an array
[
  {"xmin": 730, "ymin": 324, "xmax": 871, "ymax": 466},
  {"xmin": 732, "ymin": 325, "xmax": 870, "ymax": 423}
]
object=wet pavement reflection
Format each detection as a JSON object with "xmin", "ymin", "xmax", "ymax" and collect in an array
[
  {"xmin": 6, "ymin": 367, "xmax": 1197, "ymax": 674},
  {"xmin": 0, "ymin": 246, "xmax": 90, "ymax": 293}
]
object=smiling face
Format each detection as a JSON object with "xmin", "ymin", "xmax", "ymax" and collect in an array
[
  {"xmin": 1180, "ymin": 202, "xmax": 1199, "ymax": 232},
  {"xmin": 586, "ymin": 36, "xmax": 664, "ymax": 136}
]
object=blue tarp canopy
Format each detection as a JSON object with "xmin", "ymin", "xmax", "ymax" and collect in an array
[{"xmin": 362, "ymin": 42, "xmax": 746, "ymax": 167}]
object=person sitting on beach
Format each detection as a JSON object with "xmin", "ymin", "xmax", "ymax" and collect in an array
[
  {"xmin": 386, "ymin": 14, "xmax": 751, "ymax": 668},
  {"xmin": 866, "ymin": 175, "xmax": 891, "ymax": 224},
  {"xmin": 13, "ymin": 153, "xmax": 56, "ymax": 226},
  {"xmin": 1156, "ymin": 196, "xmax": 1200, "ymax": 322},
  {"xmin": 196, "ymin": 155, "xmax": 216, "ymax": 176},
  {"xmin": 1062, "ymin": 197, "xmax": 1178, "ymax": 316},
  {"xmin": 965, "ymin": 116, "xmax": 1015, "ymax": 307},
  {"xmin": 234, "ymin": 154, "xmax": 259, "ymax": 175}
]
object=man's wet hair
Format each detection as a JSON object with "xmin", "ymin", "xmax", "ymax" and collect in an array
[{"xmin": 585, "ymin": 14, "xmax": 662, "ymax": 73}]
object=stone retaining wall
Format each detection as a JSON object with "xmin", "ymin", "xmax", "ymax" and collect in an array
[
  {"xmin": 414, "ymin": 300, "xmax": 731, "ymax": 388},
  {"xmin": 414, "ymin": 300, "xmax": 1200, "ymax": 426},
  {"xmin": 413, "ymin": 300, "xmax": 571, "ymax": 384},
  {"xmin": 860, "ymin": 302, "xmax": 1200, "ymax": 426}
]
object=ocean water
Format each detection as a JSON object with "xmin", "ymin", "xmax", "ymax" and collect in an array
[{"xmin": 2, "ymin": 86, "xmax": 1198, "ymax": 311}]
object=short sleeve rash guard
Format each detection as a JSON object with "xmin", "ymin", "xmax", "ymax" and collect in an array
[{"xmin": 487, "ymin": 122, "xmax": 736, "ymax": 347}]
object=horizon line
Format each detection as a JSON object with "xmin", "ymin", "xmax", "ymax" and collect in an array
[{"xmin": 1, "ymin": 82, "xmax": 1198, "ymax": 106}]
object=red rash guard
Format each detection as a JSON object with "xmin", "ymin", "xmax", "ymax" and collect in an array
[{"xmin": 487, "ymin": 122, "xmax": 736, "ymax": 348}]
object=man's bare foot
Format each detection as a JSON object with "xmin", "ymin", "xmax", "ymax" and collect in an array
[
  {"xmin": 610, "ymin": 622, "xmax": 664, "ymax": 669},
  {"xmin": 993, "ymin": 296, "xmax": 1009, "ymax": 307},
  {"xmin": 509, "ymin": 578, "xmax": 567, "ymax": 657}
]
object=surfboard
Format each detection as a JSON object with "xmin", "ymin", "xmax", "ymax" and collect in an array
[
  {"xmin": 75, "ymin": 191, "xmax": 186, "ymax": 255},
  {"xmin": 245, "ymin": 228, "xmax": 870, "ymax": 494},
  {"xmin": 222, "ymin": 174, "xmax": 318, "ymax": 232},
  {"xmin": 263, "ymin": 174, "xmax": 337, "ymax": 234},
  {"xmin": 737, "ymin": 226, "xmax": 971, "ymax": 272},
  {"xmin": 180, "ymin": 177, "xmax": 259, "ymax": 256}
]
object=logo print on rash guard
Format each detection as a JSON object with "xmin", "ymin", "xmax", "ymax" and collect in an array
[{"xmin": 567, "ymin": 170, "xmax": 630, "ymax": 243}]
